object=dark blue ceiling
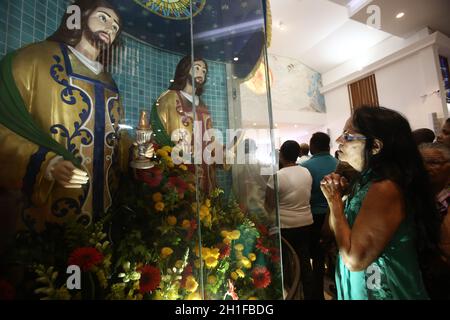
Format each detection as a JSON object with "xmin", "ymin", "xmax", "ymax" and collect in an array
[{"xmin": 109, "ymin": 0, "xmax": 267, "ymax": 79}]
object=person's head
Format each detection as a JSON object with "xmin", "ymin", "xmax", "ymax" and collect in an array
[
  {"xmin": 299, "ymin": 143, "xmax": 309, "ymax": 157},
  {"xmin": 412, "ymin": 128, "xmax": 435, "ymax": 146},
  {"xmin": 279, "ymin": 140, "xmax": 301, "ymax": 166},
  {"xmin": 337, "ymin": 106, "xmax": 440, "ymax": 256},
  {"xmin": 436, "ymin": 118, "xmax": 450, "ymax": 148},
  {"xmin": 169, "ymin": 55, "xmax": 208, "ymax": 96},
  {"xmin": 48, "ymin": 0, "xmax": 122, "ymax": 65},
  {"xmin": 419, "ymin": 143, "xmax": 450, "ymax": 193},
  {"xmin": 309, "ymin": 132, "xmax": 331, "ymax": 155}
]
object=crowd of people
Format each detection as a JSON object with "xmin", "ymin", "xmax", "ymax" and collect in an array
[{"xmin": 269, "ymin": 107, "xmax": 450, "ymax": 300}]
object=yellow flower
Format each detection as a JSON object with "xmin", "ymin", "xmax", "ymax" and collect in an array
[
  {"xmin": 186, "ymin": 291, "xmax": 202, "ymax": 300},
  {"xmin": 230, "ymin": 230, "xmax": 241, "ymax": 240},
  {"xmin": 201, "ymin": 247, "xmax": 211, "ymax": 259},
  {"xmin": 161, "ymin": 247, "xmax": 173, "ymax": 258},
  {"xmin": 248, "ymin": 296, "xmax": 258, "ymax": 300},
  {"xmin": 231, "ymin": 272, "xmax": 238, "ymax": 281},
  {"xmin": 179, "ymin": 164, "xmax": 188, "ymax": 171},
  {"xmin": 162, "ymin": 146, "xmax": 172, "ymax": 153},
  {"xmin": 248, "ymin": 253, "xmax": 256, "ymax": 262},
  {"xmin": 240, "ymin": 257, "xmax": 252, "ymax": 269},
  {"xmin": 156, "ymin": 149, "xmax": 168, "ymax": 158},
  {"xmin": 152, "ymin": 192, "xmax": 163, "ymax": 202},
  {"xmin": 153, "ymin": 290, "xmax": 164, "ymax": 300},
  {"xmin": 166, "ymin": 158, "xmax": 175, "ymax": 168},
  {"xmin": 185, "ymin": 275, "xmax": 199, "ymax": 292},
  {"xmin": 166, "ymin": 215, "xmax": 177, "ymax": 226},
  {"xmin": 175, "ymin": 260, "xmax": 184, "ymax": 269},
  {"xmin": 199, "ymin": 205, "xmax": 209, "ymax": 219},
  {"xmin": 205, "ymin": 199, "xmax": 211, "ymax": 208},
  {"xmin": 236, "ymin": 269, "xmax": 245, "ymax": 278},
  {"xmin": 155, "ymin": 202, "xmax": 165, "ymax": 212},
  {"xmin": 209, "ymin": 248, "xmax": 220, "ymax": 259},
  {"xmin": 205, "ymin": 256, "xmax": 218, "ymax": 269},
  {"xmin": 221, "ymin": 230, "xmax": 230, "ymax": 238},
  {"xmin": 181, "ymin": 219, "xmax": 191, "ymax": 229},
  {"xmin": 207, "ymin": 275, "xmax": 217, "ymax": 284},
  {"xmin": 234, "ymin": 243, "xmax": 244, "ymax": 251},
  {"xmin": 223, "ymin": 238, "xmax": 231, "ymax": 245}
]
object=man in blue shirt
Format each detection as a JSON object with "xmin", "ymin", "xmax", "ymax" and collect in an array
[{"xmin": 301, "ymin": 132, "xmax": 338, "ymax": 299}]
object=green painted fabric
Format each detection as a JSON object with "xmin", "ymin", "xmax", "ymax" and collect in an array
[
  {"xmin": 336, "ymin": 170, "xmax": 429, "ymax": 300},
  {"xmin": 149, "ymin": 101, "xmax": 175, "ymax": 147},
  {"xmin": 0, "ymin": 52, "xmax": 80, "ymax": 166}
]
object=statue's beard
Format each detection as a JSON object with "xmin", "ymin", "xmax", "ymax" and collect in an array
[
  {"xmin": 85, "ymin": 26, "xmax": 111, "ymax": 50},
  {"xmin": 187, "ymin": 75, "xmax": 204, "ymax": 93}
]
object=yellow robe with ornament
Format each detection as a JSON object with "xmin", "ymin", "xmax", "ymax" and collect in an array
[
  {"xmin": 154, "ymin": 90, "xmax": 216, "ymax": 192},
  {"xmin": 0, "ymin": 40, "xmax": 128, "ymax": 231}
]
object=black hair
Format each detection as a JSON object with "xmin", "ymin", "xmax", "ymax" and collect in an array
[
  {"xmin": 168, "ymin": 55, "xmax": 208, "ymax": 96},
  {"xmin": 352, "ymin": 106, "xmax": 440, "ymax": 259},
  {"xmin": 412, "ymin": 128, "xmax": 435, "ymax": 145},
  {"xmin": 310, "ymin": 132, "xmax": 331, "ymax": 154},
  {"xmin": 280, "ymin": 140, "xmax": 301, "ymax": 163}
]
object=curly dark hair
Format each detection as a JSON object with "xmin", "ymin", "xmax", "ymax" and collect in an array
[{"xmin": 352, "ymin": 106, "xmax": 441, "ymax": 258}]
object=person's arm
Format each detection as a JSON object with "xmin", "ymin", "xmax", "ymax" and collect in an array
[{"xmin": 321, "ymin": 174, "xmax": 405, "ymax": 271}]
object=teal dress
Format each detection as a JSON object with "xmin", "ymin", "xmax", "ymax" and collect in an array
[{"xmin": 336, "ymin": 170, "xmax": 429, "ymax": 300}]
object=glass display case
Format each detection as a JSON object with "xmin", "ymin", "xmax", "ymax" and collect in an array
[{"xmin": 0, "ymin": 0, "xmax": 285, "ymax": 300}]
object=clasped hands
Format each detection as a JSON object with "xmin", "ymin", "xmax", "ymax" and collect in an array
[{"xmin": 320, "ymin": 173, "xmax": 349, "ymax": 204}]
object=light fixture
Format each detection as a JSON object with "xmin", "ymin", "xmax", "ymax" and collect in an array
[
  {"xmin": 277, "ymin": 21, "xmax": 286, "ymax": 31},
  {"xmin": 233, "ymin": 57, "xmax": 239, "ymax": 61},
  {"xmin": 253, "ymin": 123, "xmax": 257, "ymax": 126},
  {"xmin": 170, "ymin": 79, "xmax": 174, "ymax": 83},
  {"xmin": 275, "ymin": 123, "xmax": 278, "ymax": 127},
  {"xmin": 294, "ymin": 124, "xmax": 298, "ymax": 128},
  {"xmin": 396, "ymin": 12, "xmax": 405, "ymax": 19}
]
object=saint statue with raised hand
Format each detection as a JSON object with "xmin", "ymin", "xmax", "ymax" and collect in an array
[
  {"xmin": 150, "ymin": 55, "xmax": 218, "ymax": 192},
  {"xmin": 0, "ymin": 0, "xmax": 129, "ymax": 232}
]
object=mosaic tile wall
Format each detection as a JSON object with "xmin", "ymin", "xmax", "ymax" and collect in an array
[{"xmin": 0, "ymin": 0, "xmax": 231, "ymax": 191}]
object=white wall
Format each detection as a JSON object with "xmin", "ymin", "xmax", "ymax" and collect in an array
[
  {"xmin": 324, "ymin": 86, "xmax": 351, "ymax": 153},
  {"xmin": 376, "ymin": 46, "xmax": 444, "ymax": 129},
  {"xmin": 322, "ymin": 31, "xmax": 449, "ymax": 146}
]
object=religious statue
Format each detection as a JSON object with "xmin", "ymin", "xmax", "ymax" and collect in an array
[
  {"xmin": 0, "ymin": 0, "xmax": 129, "ymax": 232},
  {"xmin": 150, "ymin": 55, "xmax": 217, "ymax": 192}
]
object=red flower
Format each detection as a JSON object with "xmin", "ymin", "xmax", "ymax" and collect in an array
[
  {"xmin": 137, "ymin": 167, "xmax": 163, "ymax": 188},
  {"xmin": 252, "ymin": 266, "xmax": 271, "ymax": 289},
  {"xmin": 167, "ymin": 176, "xmax": 188, "ymax": 196},
  {"xmin": 138, "ymin": 265, "xmax": 161, "ymax": 294},
  {"xmin": 0, "ymin": 279, "xmax": 15, "ymax": 300},
  {"xmin": 181, "ymin": 265, "xmax": 193, "ymax": 288},
  {"xmin": 186, "ymin": 219, "xmax": 198, "ymax": 240},
  {"xmin": 255, "ymin": 238, "xmax": 270, "ymax": 255},
  {"xmin": 68, "ymin": 247, "xmax": 103, "ymax": 272},
  {"xmin": 269, "ymin": 247, "xmax": 280, "ymax": 263},
  {"xmin": 257, "ymin": 224, "xmax": 268, "ymax": 236},
  {"xmin": 218, "ymin": 244, "xmax": 231, "ymax": 259}
]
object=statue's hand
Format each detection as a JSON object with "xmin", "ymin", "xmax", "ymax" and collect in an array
[
  {"xmin": 144, "ymin": 144, "xmax": 155, "ymax": 159},
  {"xmin": 52, "ymin": 160, "xmax": 89, "ymax": 189}
]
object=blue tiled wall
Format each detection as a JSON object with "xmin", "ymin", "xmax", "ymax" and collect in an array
[{"xmin": 0, "ymin": 0, "xmax": 231, "ymax": 191}]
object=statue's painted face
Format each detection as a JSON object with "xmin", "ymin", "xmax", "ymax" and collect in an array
[
  {"xmin": 189, "ymin": 60, "xmax": 207, "ymax": 85},
  {"xmin": 86, "ymin": 7, "xmax": 120, "ymax": 46}
]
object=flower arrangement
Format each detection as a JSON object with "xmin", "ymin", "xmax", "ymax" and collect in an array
[{"xmin": 4, "ymin": 144, "xmax": 282, "ymax": 300}]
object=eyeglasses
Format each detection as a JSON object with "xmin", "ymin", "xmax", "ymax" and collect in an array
[{"xmin": 340, "ymin": 132, "xmax": 367, "ymax": 142}]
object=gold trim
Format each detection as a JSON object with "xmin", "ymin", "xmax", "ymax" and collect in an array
[{"xmin": 133, "ymin": 0, "xmax": 206, "ymax": 20}]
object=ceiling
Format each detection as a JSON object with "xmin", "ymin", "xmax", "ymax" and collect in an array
[
  {"xmin": 268, "ymin": 0, "xmax": 392, "ymax": 74},
  {"xmin": 268, "ymin": 0, "xmax": 450, "ymax": 74},
  {"xmin": 349, "ymin": 0, "xmax": 450, "ymax": 38}
]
